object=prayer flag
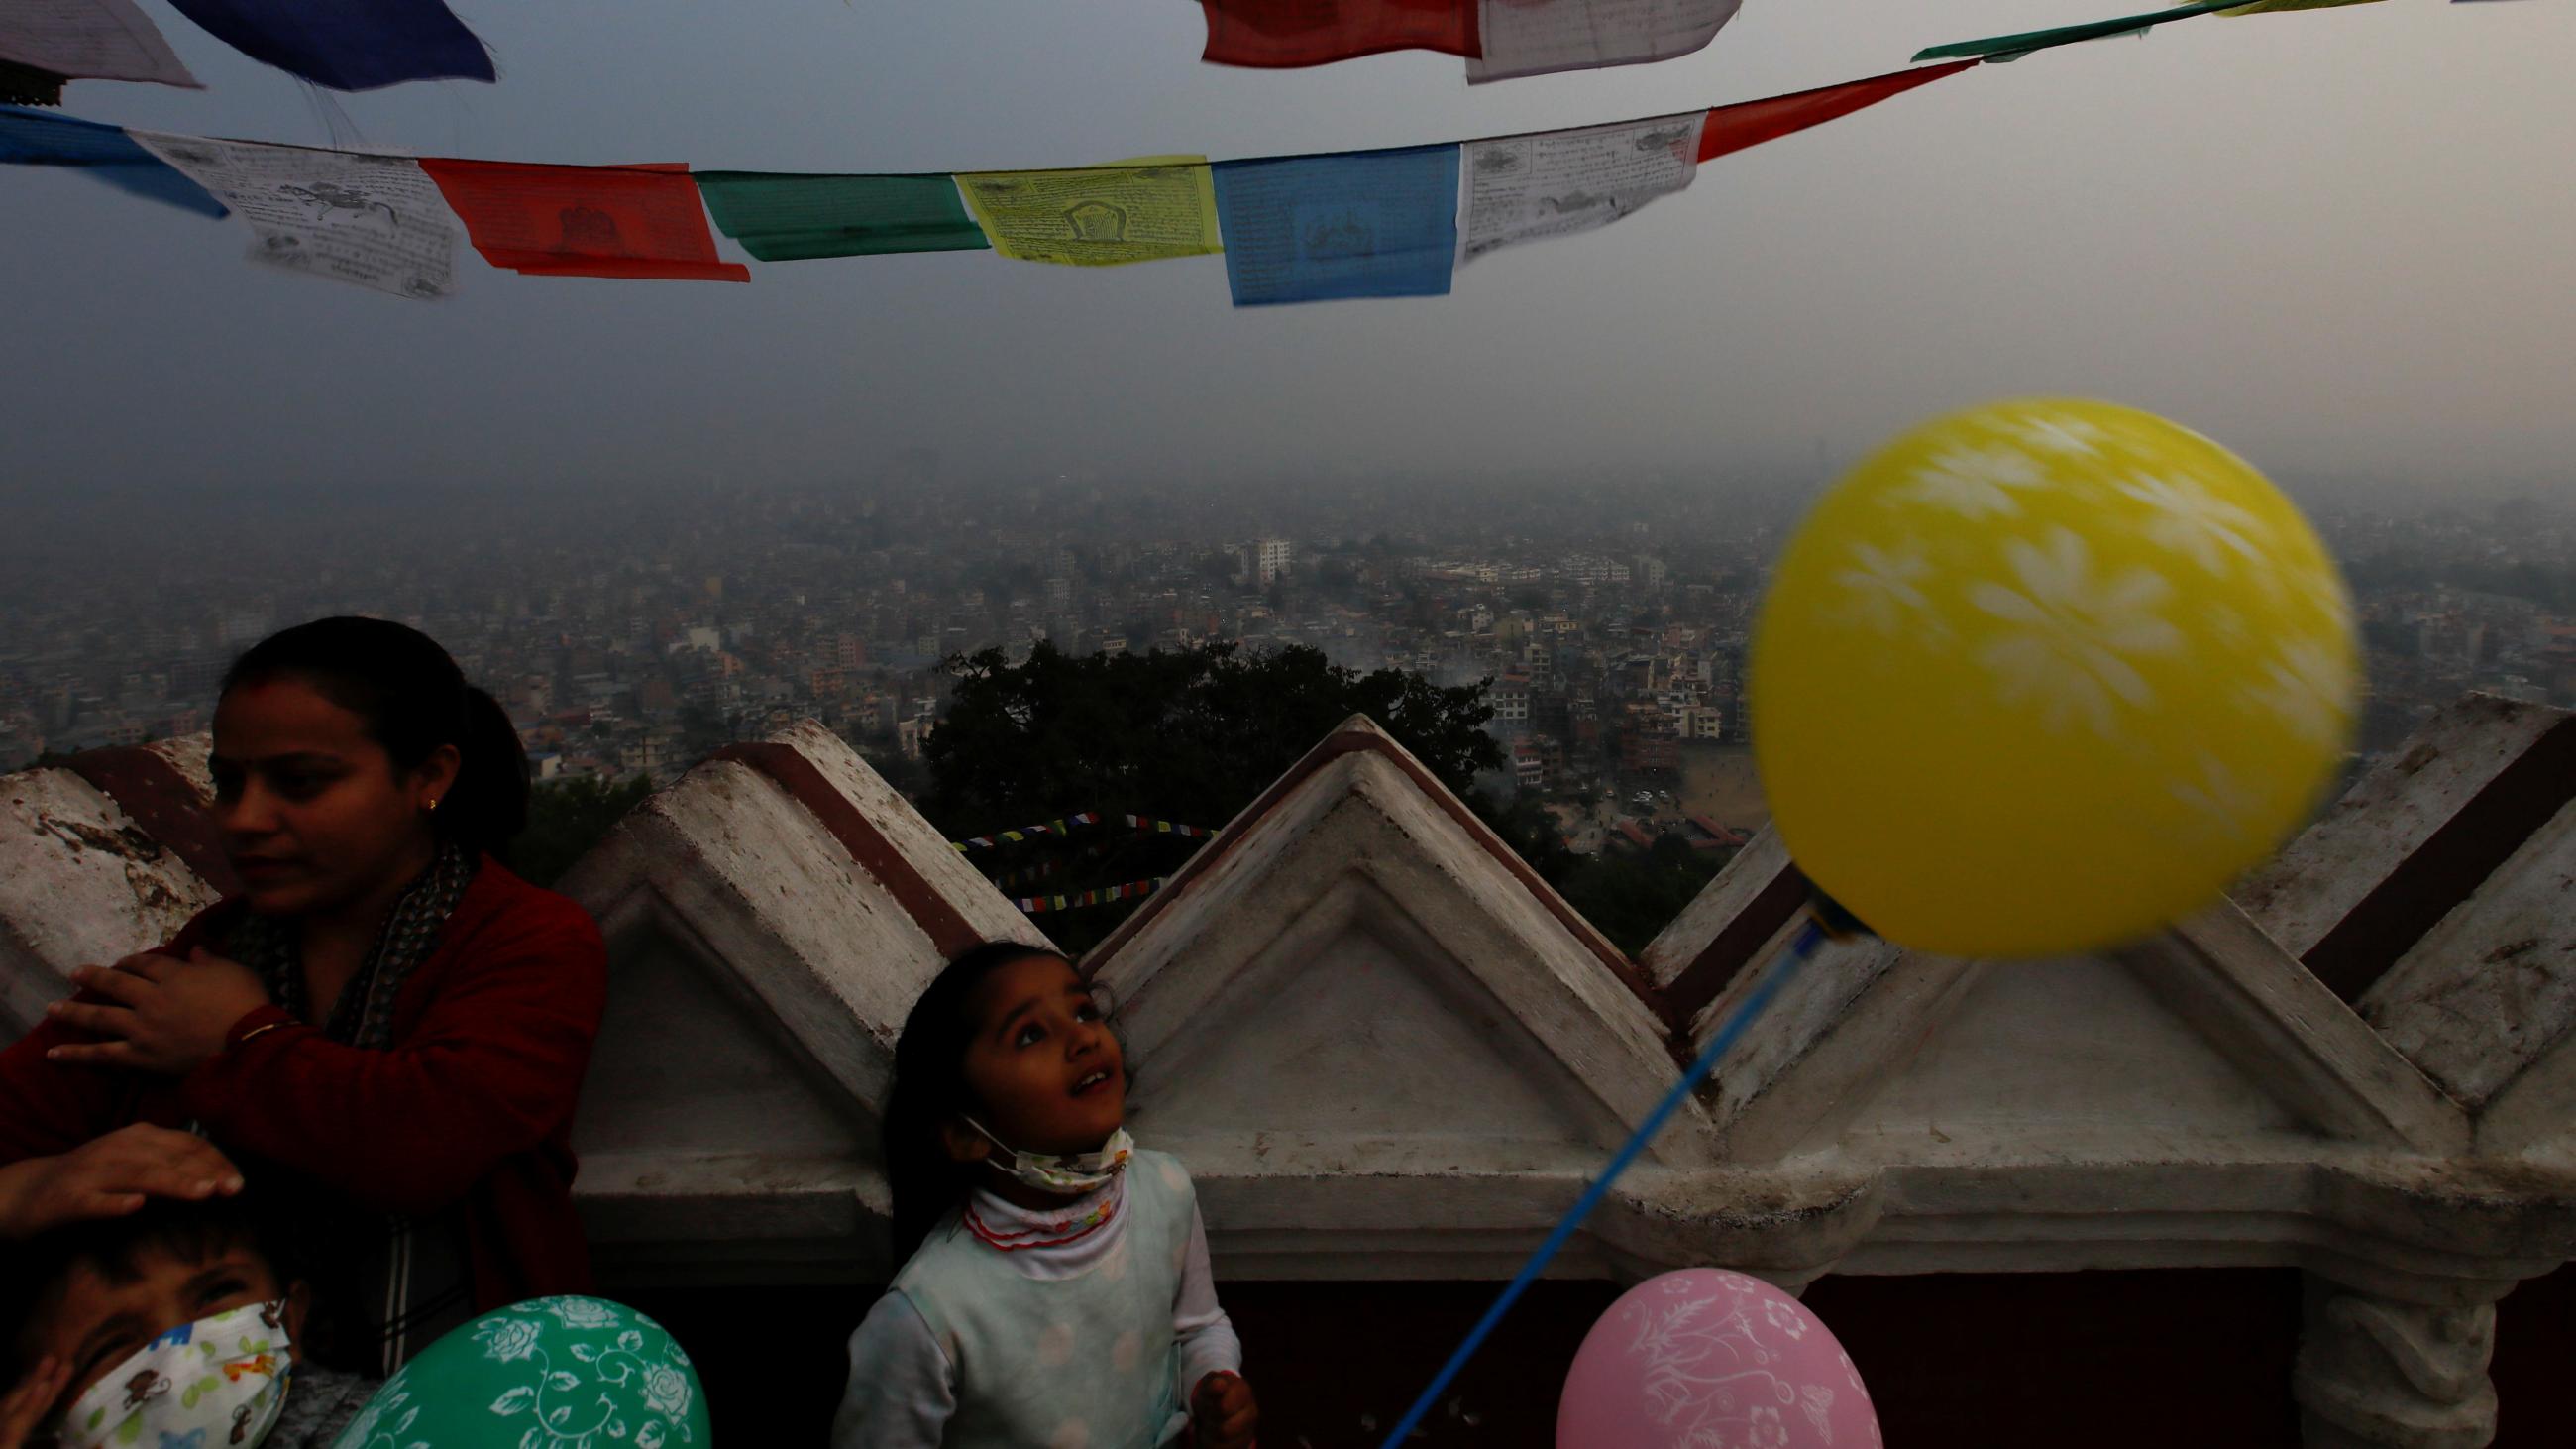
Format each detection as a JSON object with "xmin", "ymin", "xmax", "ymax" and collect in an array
[
  {"xmin": 694, "ymin": 171, "xmax": 989, "ymax": 262},
  {"xmin": 955, "ymin": 157, "xmax": 1223, "ymax": 267},
  {"xmin": 0, "ymin": 0, "xmax": 198, "ymax": 91},
  {"xmin": 1458, "ymin": 113, "xmax": 1701, "ymax": 265},
  {"xmin": 1467, "ymin": 0, "xmax": 1738, "ymax": 84},
  {"xmin": 418, "ymin": 158, "xmax": 749, "ymax": 281},
  {"xmin": 0, "ymin": 103, "xmax": 223, "ymax": 216},
  {"xmin": 1017, "ymin": 875, "xmax": 1167, "ymax": 913},
  {"xmin": 134, "ymin": 132, "xmax": 461, "ymax": 298},
  {"xmin": 162, "ymin": 0, "xmax": 491, "ymax": 89},
  {"xmin": 1914, "ymin": 1, "xmax": 2232, "ymax": 61},
  {"xmin": 1199, "ymin": 0, "xmax": 1475, "ymax": 68},
  {"xmin": 1698, "ymin": 62, "xmax": 1977, "ymax": 163},
  {"xmin": 1212, "ymin": 144, "xmax": 1457, "ymax": 306}
]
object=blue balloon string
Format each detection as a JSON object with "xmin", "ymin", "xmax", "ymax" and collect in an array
[{"xmin": 1376, "ymin": 917, "xmax": 1827, "ymax": 1449}]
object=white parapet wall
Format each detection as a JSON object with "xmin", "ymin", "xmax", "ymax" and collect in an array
[
  {"xmin": 4, "ymin": 702, "xmax": 2574, "ymax": 1445},
  {"xmin": 553, "ymin": 721, "xmax": 1054, "ymax": 1280}
]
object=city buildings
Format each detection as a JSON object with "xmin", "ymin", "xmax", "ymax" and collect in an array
[{"xmin": 2, "ymin": 478, "xmax": 2566, "ymax": 848}]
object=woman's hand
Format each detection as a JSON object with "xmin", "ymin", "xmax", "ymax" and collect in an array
[
  {"xmin": 0, "ymin": 1354, "xmax": 69, "ymax": 1449},
  {"xmin": 45, "ymin": 949, "xmax": 270, "ymax": 1076},
  {"xmin": 0, "ymin": 1122, "xmax": 243, "ymax": 1240},
  {"xmin": 1189, "ymin": 1371, "xmax": 1257, "ymax": 1449}
]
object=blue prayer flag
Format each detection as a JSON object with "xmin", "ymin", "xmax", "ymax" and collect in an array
[
  {"xmin": 163, "ymin": 0, "xmax": 493, "ymax": 90},
  {"xmin": 0, "ymin": 105, "xmax": 225, "ymax": 218},
  {"xmin": 1213, "ymin": 145, "xmax": 1457, "ymax": 307}
]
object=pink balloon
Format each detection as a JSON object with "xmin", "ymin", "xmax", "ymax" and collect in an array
[{"xmin": 1558, "ymin": 1269, "xmax": 1881, "ymax": 1449}]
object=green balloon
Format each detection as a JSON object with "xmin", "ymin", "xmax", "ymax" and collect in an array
[{"xmin": 331, "ymin": 1297, "xmax": 710, "ymax": 1449}]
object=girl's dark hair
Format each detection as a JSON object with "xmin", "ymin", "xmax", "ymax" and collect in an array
[
  {"xmin": 223, "ymin": 616, "xmax": 529, "ymax": 856},
  {"xmin": 883, "ymin": 942, "xmax": 1091, "ymax": 1266}
]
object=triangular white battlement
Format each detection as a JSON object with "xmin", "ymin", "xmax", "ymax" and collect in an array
[
  {"xmin": 5, "ymin": 701, "xmax": 2575, "ymax": 1390},
  {"xmin": 557, "ymin": 721, "xmax": 1052, "ymax": 1274},
  {"xmin": 1094, "ymin": 717, "xmax": 1689, "ymax": 1166},
  {"xmin": 1077, "ymin": 717, "xmax": 1706, "ymax": 1278},
  {"xmin": 2238, "ymin": 694, "xmax": 2576, "ymax": 1156}
]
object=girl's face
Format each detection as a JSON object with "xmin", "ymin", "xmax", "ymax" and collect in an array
[
  {"xmin": 210, "ymin": 678, "xmax": 457, "ymax": 919},
  {"xmin": 955, "ymin": 954, "xmax": 1127, "ymax": 1158}
]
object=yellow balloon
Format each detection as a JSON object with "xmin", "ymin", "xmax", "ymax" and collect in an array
[{"xmin": 1751, "ymin": 399, "xmax": 2360, "ymax": 958}]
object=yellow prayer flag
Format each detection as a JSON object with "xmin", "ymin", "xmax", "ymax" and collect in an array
[{"xmin": 954, "ymin": 156, "xmax": 1223, "ymax": 267}]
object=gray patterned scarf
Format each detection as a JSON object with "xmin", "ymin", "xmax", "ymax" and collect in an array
[
  {"xmin": 230, "ymin": 841, "xmax": 477, "ymax": 1049},
  {"xmin": 223, "ymin": 841, "xmax": 481, "ymax": 1373}
]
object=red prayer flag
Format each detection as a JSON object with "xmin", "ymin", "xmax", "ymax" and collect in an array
[
  {"xmin": 418, "ymin": 158, "xmax": 748, "ymax": 282},
  {"xmin": 1697, "ymin": 60, "xmax": 1977, "ymax": 164},
  {"xmin": 1201, "ymin": 0, "xmax": 1476, "ymax": 68}
]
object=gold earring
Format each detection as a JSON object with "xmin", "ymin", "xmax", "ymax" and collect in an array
[{"xmin": 425, "ymin": 797, "xmax": 441, "ymax": 813}]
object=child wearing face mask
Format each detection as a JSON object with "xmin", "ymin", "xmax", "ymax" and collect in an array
[
  {"xmin": 834, "ymin": 944, "xmax": 1258, "ymax": 1449},
  {"xmin": 0, "ymin": 1194, "xmax": 376, "ymax": 1449}
]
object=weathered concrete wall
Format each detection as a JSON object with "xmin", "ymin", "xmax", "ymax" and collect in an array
[
  {"xmin": 555, "ymin": 722, "xmax": 1053, "ymax": 1277},
  {"xmin": 0, "ymin": 743, "xmax": 223, "ymax": 1039}
]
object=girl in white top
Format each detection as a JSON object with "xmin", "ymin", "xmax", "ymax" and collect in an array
[{"xmin": 833, "ymin": 944, "xmax": 1256, "ymax": 1449}]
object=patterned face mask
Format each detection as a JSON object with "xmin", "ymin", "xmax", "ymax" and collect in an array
[
  {"xmin": 52, "ymin": 1300, "xmax": 292, "ymax": 1449},
  {"xmin": 962, "ymin": 1120, "xmax": 1134, "ymax": 1196}
]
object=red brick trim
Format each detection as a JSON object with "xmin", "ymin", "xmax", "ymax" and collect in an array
[
  {"xmin": 63, "ymin": 747, "xmax": 239, "ymax": 897},
  {"xmin": 2303, "ymin": 713, "xmax": 2576, "ymax": 1004},
  {"xmin": 709, "ymin": 742, "xmax": 986, "ymax": 958},
  {"xmin": 1085, "ymin": 724, "xmax": 1683, "ymax": 1036},
  {"xmin": 1660, "ymin": 861, "xmax": 1814, "ymax": 1023}
]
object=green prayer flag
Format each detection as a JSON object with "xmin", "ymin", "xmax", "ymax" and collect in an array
[
  {"xmin": 1913, "ymin": 0, "xmax": 2234, "ymax": 61},
  {"xmin": 694, "ymin": 170, "xmax": 990, "ymax": 262}
]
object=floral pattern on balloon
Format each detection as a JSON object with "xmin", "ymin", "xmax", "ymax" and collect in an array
[
  {"xmin": 1832, "ymin": 542, "xmax": 1938, "ymax": 639},
  {"xmin": 1560, "ymin": 1270, "xmax": 1880, "ymax": 1449},
  {"xmin": 331, "ymin": 1298, "xmax": 707, "ymax": 1449},
  {"xmin": 1749, "ymin": 397, "xmax": 2362, "ymax": 958},
  {"xmin": 1966, "ymin": 527, "xmax": 2184, "ymax": 737},
  {"xmin": 2113, "ymin": 470, "xmax": 2270, "ymax": 578}
]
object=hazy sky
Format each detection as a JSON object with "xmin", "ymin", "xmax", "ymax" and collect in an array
[{"xmin": 3, "ymin": 0, "xmax": 2570, "ymax": 506}]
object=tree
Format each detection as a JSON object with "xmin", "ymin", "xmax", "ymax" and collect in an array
[
  {"xmin": 857, "ymin": 736, "xmax": 932, "ymax": 802},
  {"xmin": 924, "ymin": 641, "xmax": 1497, "ymax": 834},
  {"xmin": 1475, "ymin": 789, "xmax": 1576, "ymax": 883},
  {"xmin": 923, "ymin": 642, "xmax": 1499, "ymax": 953},
  {"xmin": 920, "ymin": 640, "xmax": 1730, "ymax": 956},
  {"xmin": 510, "ymin": 774, "xmax": 655, "ymax": 888},
  {"xmin": 678, "ymin": 702, "xmax": 729, "ymax": 760},
  {"xmin": 1466, "ymin": 799, "xmax": 1731, "ymax": 955},
  {"xmin": 1553, "ymin": 834, "xmax": 1732, "ymax": 956}
]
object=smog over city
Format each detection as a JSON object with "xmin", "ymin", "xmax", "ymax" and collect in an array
[{"xmin": 5, "ymin": 3, "xmax": 2576, "ymax": 1439}]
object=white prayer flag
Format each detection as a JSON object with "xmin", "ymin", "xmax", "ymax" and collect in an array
[
  {"xmin": 0, "ymin": 0, "xmax": 198, "ymax": 87},
  {"xmin": 1467, "ymin": 0, "xmax": 1741, "ymax": 84},
  {"xmin": 134, "ymin": 133, "xmax": 462, "ymax": 299},
  {"xmin": 1456, "ymin": 112, "xmax": 1704, "ymax": 265}
]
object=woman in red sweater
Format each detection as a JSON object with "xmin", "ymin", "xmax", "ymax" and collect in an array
[{"xmin": 0, "ymin": 617, "xmax": 607, "ymax": 1374}]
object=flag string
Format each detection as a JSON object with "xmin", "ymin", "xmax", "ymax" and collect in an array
[
  {"xmin": 1016, "ymin": 875, "xmax": 1170, "ymax": 914},
  {"xmin": 953, "ymin": 812, "xmax": 1215, "ymax": 851}
]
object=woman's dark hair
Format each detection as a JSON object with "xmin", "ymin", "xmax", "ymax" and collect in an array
[
  {"xmin": 223, "ymin": 616, "xmax": 529, "ymax": 856},
  {"xmin": 883, "ymin": 941, "xmax": 1103, "ymax": 1266}
]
